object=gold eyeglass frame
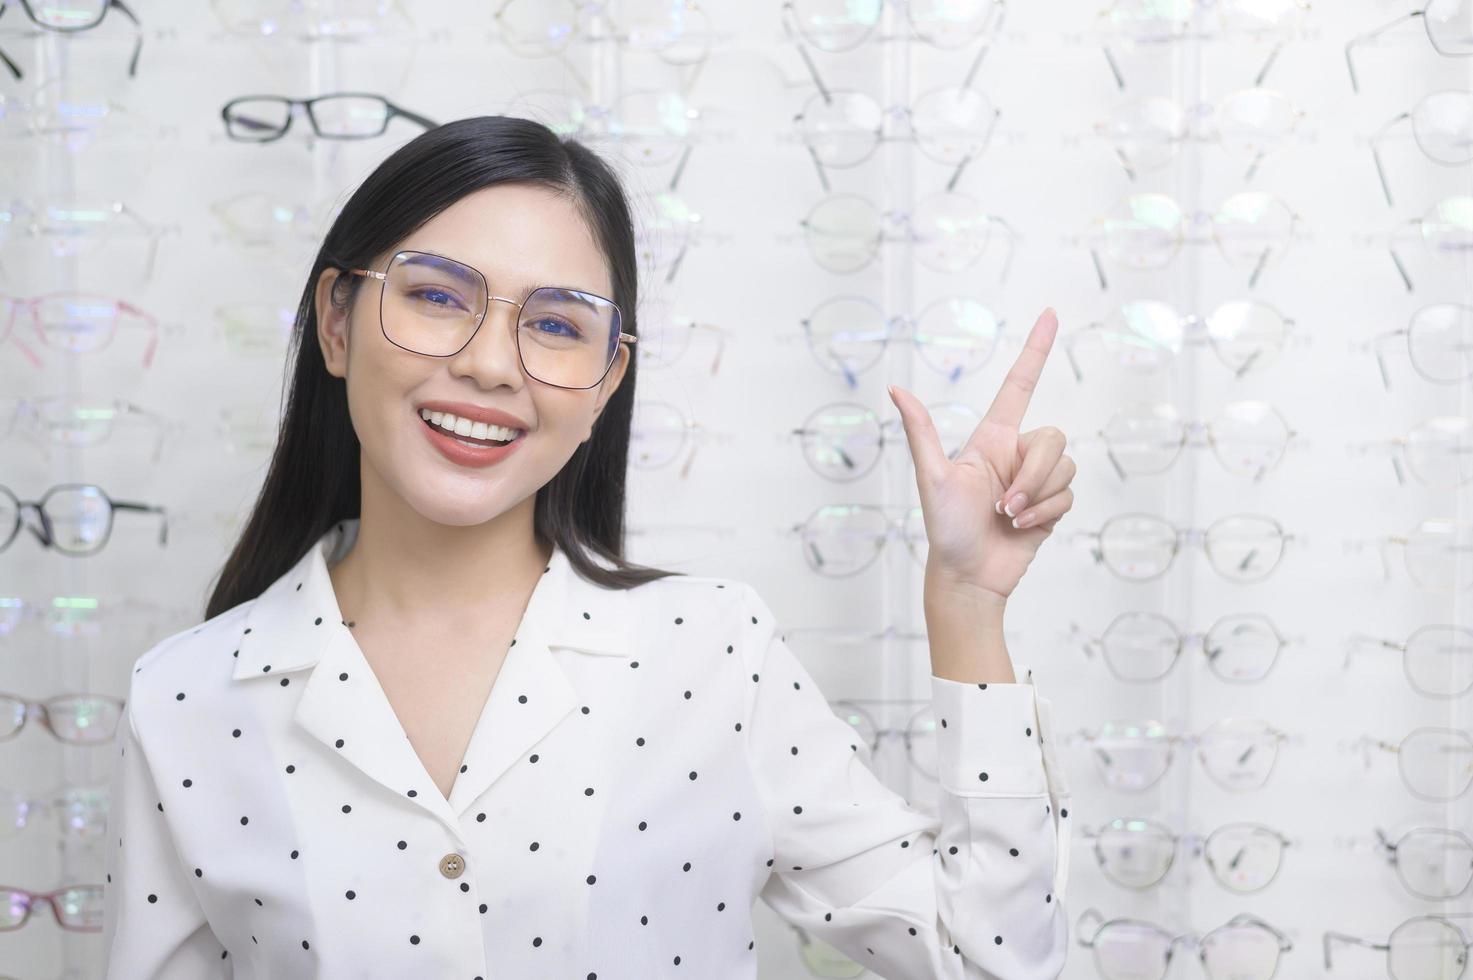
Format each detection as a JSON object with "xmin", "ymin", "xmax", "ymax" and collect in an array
[{"xmin": 346, "ymin": 249, "xmax": 637, "ymax": 391}]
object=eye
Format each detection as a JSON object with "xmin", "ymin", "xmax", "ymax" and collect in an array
[
  {"xmin": 410, "ymin": 286, "xmax": 467, "ymax": 310},
  {"xmin": 529, "ymin": 316, "xmax": 582, "ymax": 338}
]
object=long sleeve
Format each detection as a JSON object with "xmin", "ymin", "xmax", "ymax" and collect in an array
[
  {"xmin": 101, "ymin": 691, "xmax": 232, "ymax": 979},
  {"xmin": 740, "ymin": 583, "xmax": 1071, "ymax": 979}
]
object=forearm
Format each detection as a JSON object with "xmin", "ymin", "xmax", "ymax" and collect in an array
[{"xmin": 923, "ymin": 569, "xmax": 1016, "ymax": 685}]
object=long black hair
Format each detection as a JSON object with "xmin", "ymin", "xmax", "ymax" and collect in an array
[{"xmin": 205, "ymin": 115, "xmax": 683, "ymax": 621}]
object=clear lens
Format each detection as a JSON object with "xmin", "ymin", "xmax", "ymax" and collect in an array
[
  {"xmin": 910, "ymin": 87, "xmax": 998, "ymax": 166},
  {"xmin": 1400, "ymin": 728, "xmax": 1473, "ymax": 801},
  {"xmin": 1396, "ymin": 828, "xmax": 1473, "ymax": 900},
  {"xmin": 1402, "ymin": 417, "xmax": 1473, "ymax": 487},
  {"xmin": 27, "ymin": 0, "xmax": 107, "ymax": 29},
  {"xmin": 518, "ymin": 286, "xmax": 621, "ymax": 389},
  {"xmin": 1403, "ymin": 625, "xmax": 1473, "ymax": 697},
  {"xmin": 912, "ymin": 297, "xmax": 1003, "ymax": 380},
  {"xmin": 1413, "ymin": 91, "xmax": 1473, "ymax": 164},
  {"xmin": 1202, "ymin": 514, "xmax": 1286, "ymax": 582},
  {"xmin": 1407, "ymin": 303, "xmax": 1473, "ymax": 384},
  {"xmin": 913, "ymin": 191, "xmax": 1003, "ymax": 273},
  {"xmin": 1212, "ymin": 191, "xmax": 1296, "ymax": 269},
  {"xmin": 1202, "ymin": 824, "xmax": 1286, "ymax": 892},
  {"xmin": 797, "ymin": 90, "xmax": 883, "ymax": 169},
  {"xmin": 1203, "ymin": 613, "xmax": 1283, "ymax": 683},
  {"xmin": 904, "ymin": 0, "xmax": 998, "ymax": 47},
  {"xmin": 803, "ymin": 295, "xmax": 888, "ymax": 378},
  {"xmin": 1208, "ymin": 399, "xmax": 1292, "ymax": 479},
  {"xmin": 1205, "ymin": 300, "xmax": 1289, "ymax": 375},
  {"xmin": 797, "ymin": 402, "xmax": 885, "ymax": 482},
  {"xmin": 51, "ymin": 885, "xmax": 105, "ymax": 931},
  {"xmin": 1103, "ymin": 193, "xmax": 1183, "ymax": 269},
  {"xmin": 786, "ymin": 0, "xmax": 882, "ymax": 52},
  {"xmin": 1420, "ymin": 196, "xmax": 1473, "ymax": 255},
  {"xmin": 308, "ymin": 95, "xmax": 389, "ymax": 137},
  {"xmin": 1401, "ymin": 518, "xmax": 1473, "ymax": 591},
  {"xmin": 1090, "ymin": 721, "xmax": 1173, "ymax": 791},
  {"xmin": 1098, "ymin": 514, "xmax": 1179, "ymax": 580},
  {"xmin": 1388, "ymin": 917, "xmax": 1469, "ymax": 980},
  {"xmin": 1103, "ymin": 301, "xmax": 1184, "ymax": 371},
  {"xmin": 1196, "ymin": 718, "xmax": 1282, "ymax": 791},
  {"xmin": 39, "ymin": 486, "xmax": 112, "ymax": 555},
  {"xmin": 45, "ymin": 695, "xmax": 122, "ymax": 744},
  {"xmin": 796, "ymin": 505, "xmax": 925, "ymax": 577},
  {"xmin": 1094, "ymin": 817, "xmax": 1177, "ymax": 888},
  {"xmin": 1199, "ymin": 921, "xmax": 1283, "ymax": 980},
  {"xmin": 1093, "ymin": 920, "xmax": 1174, "ymax": 980},
  {"xmin": 802, "ymin": 194, "xmax": 881, "ymax": 273},
  {"xmin": 1101, "ymin": 403, "xmax": 1187, "ymax": 476},
  {"xmin": 223, "ymin": 97, "xmax": 291, "ymax": 141},
  {"xmin": 1100, "ymin": 612, "xmax": 1181, "ymax": 681},
  {"xmin": 33, "ymin": 294, "xmax": 118, "ymax": 355},
  {"xmin": 1425, "ymin": 0, "xmax": 1473, "ymax": 55},
  {"xmin": 1214, "ymin": 88, "xmax": 1299, "ymax": 161},
  {"xmin": 1102, "ymin": 97, "xmax": 1184, "ymax": 174}
]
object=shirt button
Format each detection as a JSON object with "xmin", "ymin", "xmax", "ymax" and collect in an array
[{"xmin": 438, "ymin": 853, "xmax": 465, "ymax": 878}]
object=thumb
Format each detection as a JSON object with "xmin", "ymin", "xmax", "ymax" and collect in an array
[{"xmin": 888, "ymin": 384, "xmax": 948, "ymax": 490}]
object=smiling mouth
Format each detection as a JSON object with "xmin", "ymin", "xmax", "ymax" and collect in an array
[{"xmin": 418, "ymin": 410, "xmax": 525, "ymax": 447}]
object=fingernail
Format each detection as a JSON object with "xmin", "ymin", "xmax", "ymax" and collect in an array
[
  {"xmin": 1004, "ymin": 493, "xmax": 1027, "ymax": 517},
  {"xmin": 1014, "ymin": 512, "xmax": 1036, "ymax": 529},
  {"xmin": 994, "ymin": 499, "xmax": 1003, "ymax": 514}
]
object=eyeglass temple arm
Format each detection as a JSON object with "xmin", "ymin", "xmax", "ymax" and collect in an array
[
  {"xmin": 0, "ymin": 4, "xmax": 19, "ymax": 80},
  {"xmin": 110, "ymin": 0, "xmax": 142, "ymax": 77},
  {"xmin": 1367, "ymin": 112, "xmax": 1410, "ymax": 207},
  {"xmin": 1341, "ymin": 632, "xmax": 1399, "ymax": 669},
  {"xmin": 1345, "ymin": 10, "xmax": 1420, "ymax": 94},
  {"xmin": 118, "ymin": 300, "xmax": 159, "ymax": 368},
  {"xmin": 1323, "ymin": 931, "xmax": 1387, "ymax": 970},
  {"xmin": 391, "ymin": 103, "xmax": 438, "ymax": 131},
  {"xmin": 112, "ymin": 501, "xmax": 169, "ymax": 546}
]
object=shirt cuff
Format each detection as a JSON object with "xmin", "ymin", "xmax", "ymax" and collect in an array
[{"xmin": 929, "ymin": 662, "xmax": 1049, "ymax": 798}]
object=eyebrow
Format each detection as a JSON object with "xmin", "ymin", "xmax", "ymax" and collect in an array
[{"xmin": 396, "ymin": 252, "xmax": 611, "ymax": 308}]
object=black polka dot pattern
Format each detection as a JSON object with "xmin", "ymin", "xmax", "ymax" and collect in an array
[{"xmin": 97, "ymin": 521, "xmax": 1071, "ymax": 978}]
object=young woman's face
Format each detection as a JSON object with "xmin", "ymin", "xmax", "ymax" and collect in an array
[{"xmin": 314, "ymin": 181, "xmax": 629, "ymax": 528}]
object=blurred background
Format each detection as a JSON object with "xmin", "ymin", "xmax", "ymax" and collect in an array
[{"xmin": 1, "ymin": 0, "xmax": 1470, "ymax": 977}]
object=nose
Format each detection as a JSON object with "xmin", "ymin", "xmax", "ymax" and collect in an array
[{"xmin": 448, "ymin": 296, "xmax": 524, "ymax": 386}]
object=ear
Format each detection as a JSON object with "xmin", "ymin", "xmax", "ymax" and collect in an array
[
  {"xmin": 586, "ymin": 342, "xmax": 630, "ymax": 439},
  {"xmin": 315, "ymin": 266, "xmax": 350, "ymax": 379}
]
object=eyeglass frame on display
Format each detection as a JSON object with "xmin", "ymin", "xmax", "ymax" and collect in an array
[
  {"xmin": 1345, "ymin": 2, "xmax": 1473, "ymax": 93},
  {"xmin": 219, "ymin": 92, "xmax": 438, "ymax": 143},
  {"xmin": 0, "ymin": 483, "xmax": 168, "ymax": 557},
  {"xmin": 1079, "ymin": 816, "xmax": 1298, "ymax": 893},
  {"xmin": 0, "ymin": 0, "xmax": 142, "ymax": 81},
  {"xmin": 1063, "ymin": 299, "xmax": 1302, "ymax": 381},
  {"xmin": 1067, "ymin": 612, "xmax": 1304, "ymax": 684},
  {"xmin": 1076, "ymin": 906, "xmax": 1294, "ymax": 980},
  {"xmin": 346, "ymin": 250, "xmax": 636, "ymax": 391}
]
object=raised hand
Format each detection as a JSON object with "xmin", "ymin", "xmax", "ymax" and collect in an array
[{"xmin": 888, "ymin": 308, "xmax": 1075, "ymax": 607}]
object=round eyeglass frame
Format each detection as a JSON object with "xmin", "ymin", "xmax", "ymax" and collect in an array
[{"xmin": 346, "ymin": 250, "xmax": 637, "ymax": 391}]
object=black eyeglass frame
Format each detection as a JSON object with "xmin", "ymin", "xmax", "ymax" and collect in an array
[
  {"xmin": 346, "ymin": 249, "xmax": 637, "ymax": 391},
  {"xmin": 219, "ymin": 92, "xmax": 438, "ymax": 143},
  {"xmin": 0, "ymin": 483, "xmax": 168, "ymax": 557},
  {"xmin": 0, "ymin": 0, "xmax": 142, "ymax": 81}
]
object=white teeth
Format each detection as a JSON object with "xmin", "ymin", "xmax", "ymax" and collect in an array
[{"xmin": 418, "ymin": 408, "xmax": 522, "ymax": 443}]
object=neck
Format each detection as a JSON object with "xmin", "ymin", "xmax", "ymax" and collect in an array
[{"xmin": 328, "ymin": 495, "xmax": 552, "ymax": 638}]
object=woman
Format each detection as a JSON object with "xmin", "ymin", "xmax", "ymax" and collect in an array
[{"xmin": 100, "ymin": 115, "xmax": 1077, "ymax": 979}]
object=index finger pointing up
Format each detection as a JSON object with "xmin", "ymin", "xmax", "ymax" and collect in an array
[{"xmin": 983, "ymin": 308, "xmax": 1059, "ymax": 430}]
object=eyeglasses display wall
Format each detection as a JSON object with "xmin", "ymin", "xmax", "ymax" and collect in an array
[{"xmin": 0, "ymin": 1, "xmax": 1469, "ymax": 978}]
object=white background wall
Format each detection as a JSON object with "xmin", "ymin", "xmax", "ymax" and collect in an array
[{"xmin": 1, "ymin": 0, "xmax": 1470, "ymax": 977}]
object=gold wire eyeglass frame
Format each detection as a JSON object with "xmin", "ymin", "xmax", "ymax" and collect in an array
[{"xmin": 345, "ymin": 250, "xmax": 637, "ymax": 391}]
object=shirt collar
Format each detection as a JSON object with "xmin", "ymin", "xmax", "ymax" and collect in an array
[{"xmin": 230, "ymin": 518, "xmax": 633, "ymax": 682}]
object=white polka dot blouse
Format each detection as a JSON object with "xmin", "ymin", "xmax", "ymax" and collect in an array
[{"xmin": 100, "ymin": 517, "xmax": 1072, "ymax": 979}]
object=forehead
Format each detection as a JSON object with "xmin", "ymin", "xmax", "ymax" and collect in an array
[{"xmin": 389, "ymin": 182, "xmax": 613, "ymax": 299}]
